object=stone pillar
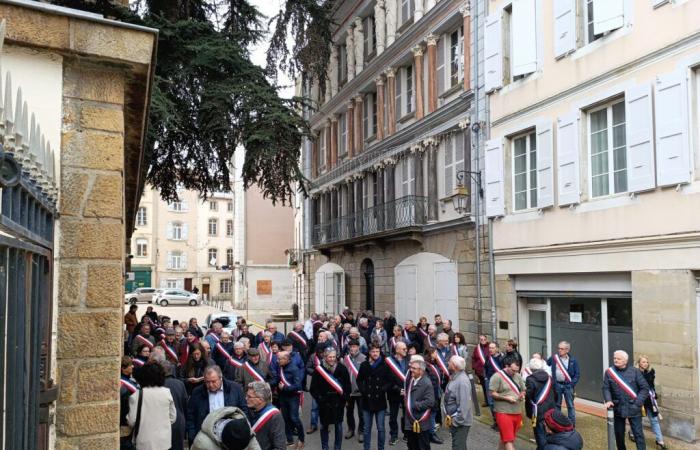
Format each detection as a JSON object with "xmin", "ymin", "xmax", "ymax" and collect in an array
[
  {"xmin": 346, "ymin": 178, "xmax": 355, "ymax": 236},
  {"xmin": 385, "ymin": 0, "xmax": 397, "ymax": 46},
  {"xmin": 330, "ymin": 116, "xmax": 338, "ymax": 168},
  {"xmin": 346, "ymin": 25, "xmax": 356, "ymax": 81},
  {"xmin": 375, "ymin": 0, "xmax": 387, "ymax": 55},
  {"xmin": 330, "ymin": 44, "xmax": 339, "ymax": 96},
  {"xmin": 412, "ymin": 45, "xmax": 425, "ymax": 120},
  {"xmin": 377, "ymin": 167, "xmax": 385, "ymax": 230},
  {"xmin": 376, "ymin": 76, "xmax": 386, "ymax": 140},
  {"xmin": 426, "ymin": 142, "xmax": 439, "ymax": 221},
  {"xmin": 325, "ymin": 121, "xmax": 332, "ymax": 170},
  {"xmin": 347, "ymin": 102, "xmax": 355, "ymax": 159},
  {"xmin": 312, "ymin": 134, "xmax": 319, "ymax": 177},
  {"xmin": 415, "ymin": 0, "xmax": 424, "ymax": 21},
  {"xmin": 425, "ymin": 0, "xmax": 437, "ymax": 13},
  {"xmin": 385, "ymin": 68, "xmax": 396, "ymax": 136},
  {"xmin": 354, "ymin": 95, "xmax": 364, "ymax": 154},
  {"xmin": 426, "ymin": 34, "xmax": 438, "ymax": 114},
  {"xmin": 461, "ymin": 1, "xmax": 472, "ymax": 92},
  {"xmin": 354, "ymin": 17, "xmax": 364, "ymax": 74}
]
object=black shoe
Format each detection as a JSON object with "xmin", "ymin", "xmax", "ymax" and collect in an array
[
  {"xmin": 358, "ymin": 434, "xmax": 364, "ymax": 443},
  {"xmin": 306, "ymin": 427, "xmax": 317, "ymax": 434},
  {"xmin": 491, "ymin": 423, "xmax": 498, "ymax": 430},
  {"xmin": 430, "ymin": 435, "xmax": 444, "ymax": 445},
  {"xmin": 389, "ymin": 438, "xmax": 398, "ymax": 446}
]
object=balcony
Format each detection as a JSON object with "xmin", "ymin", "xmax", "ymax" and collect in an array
[{"xmin": 313, "ymin": 195, "xmax": 428, "ymax": 247}]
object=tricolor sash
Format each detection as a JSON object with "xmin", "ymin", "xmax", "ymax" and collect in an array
[
  {"xmin": 314, "ymin": 365, "xmax": 344, "ymax": 395},
  {"xmin": 313, "ymin": 355, "xmax": 320, "ymax": 367},
  {"xmin": 489, "ymin": 355, "xmax": 501, "ymax": 372},
  {"xmin": 344, "ymin": 355, "xmax": 359, "ymax": 378},
  {"xmin": 135, "ymin": 334, "xmax": 154, "ymax": 349},
  {"xmin": 252, "ymin": 405, "xmax": 281, "ymax": 433},
  {"xmin": 120, "ymin": 378, "xmax": 138, "ymax": 393},
  {"xmin": 606, "ymin": 367, "xmax": 638, "ymax": 400},
  {"xmin": 530, "ymin": 375, "xmax": 553, "ymax": 426},
  {"xmin": 279, "ymin": 367, "xmax": 293, "ymax": 389},
  {"xmin": 428, "ymin": 363, "xmax": 442, "ymax": 385},
  {"xmin": 390, "ymin": 337, "xmax": 399, "ymax": 350},
  {"xmin": 418, "ymin": 327, "xmax": 428, "ymax": 338},
  {"xmin": 132, "ymin": 358, "xmax": 145, "ymax": 367},
  {"xmin": 259, "ymin": 343, "xmax": 272, "ymax": 363},
  {"xmin": 208, "ymin": 333, "xmax": 220, "ymax": 343},
  {"xmin": 435, "ymin": 352, "xmax": 450, "ymax": 378},
  {"xmin": 244, "ymin": 361, "xmax": 265, "ymax": 382},
  {"xmin": 426, "ymin": 336, "xmax": 436, "ymax": 348},
  {"xmin": 553, "ymin": 354, "xmax": 572, "ymax": 383},
  {"xmin": 450, "ymin": 344, "xmax": 458, "ymax": 357},
  {"xmin": 405, "ymin": 377, "xmax": 431, "ymax": 432},
  {"xmin": 289, "ymin": 331, "xmax": 308, "ymax": 347},
  {"xmin": 649, "ymin": 389, "xmax": 659, "ymax": 413},
  {"xmin": 386, "ymin": 357, "xmax": 407, "ymax": 383},
  {"xmin": 403, "ymin": 330, "xmax": 412, "ymax": 343},
  {"xmin": 476, "ymin": 345, "xmax": 486, "ymax": 365},
  {"xmin": 496, "ymin": 370, "xmax": 521, "ymax": 396},
  {"xmin": 313, "ymin": 320, "xmax": 323, "ymax": 327},
  {"xmin": 522, "ymin": 367, "xmax": 532, "ymax": 377},
  {"xmin": 159, "ymin": 340, "xmax": 178, "ymax": 362}
]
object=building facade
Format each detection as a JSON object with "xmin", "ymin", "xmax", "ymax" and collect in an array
[
  {"xmin": 298, "ymin": 0, "xmax": 493, "ymax": 340},
  {"xmin": 483, "ymin": 0, "xmax": 700, "ymax": 441}
]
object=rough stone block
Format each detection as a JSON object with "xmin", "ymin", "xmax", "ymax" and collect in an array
[
  {"xmin": 84, "ymin": 174, "xmax": 123, "ymax": 219},
  {"xmin": 59, "ymin": 265, "xmax": 82, "ymax": 307},
  {"xmin": 72, "ymin": 22, "xmax": 154, "ymax": 65},
  {"xmin": 79, "ymin": 434, "xmax": 120, "ymax": 450},
  {"xmin": 62, "ymin": 130, "xmax": 123, "ymax": 171},
  {"xmin": 55, "ymin": 437, "xmax": 78, "ymax": 450},
  {"xmin": 56, "ymin": 403, "xmax": 119, "ymax": 437},
  {"xmin": 77, "ymin": 360, "xmax": 120, "ymax": 403},
  {"xmin": 86, "ymin": 264, "xmax": 123, "ymax": 308},
  {"xmin": 57, "ymin": 360, "xmax": 77, "ymax": 404},
  {"xmin": 64, "ymin": 66, "xmax": 124, "ymax": 105},
  {"xmin": 59, "ymin": 220, "xmax": 122, "ymax": 260},
  {"xmin": 80, "ymin": 105, "xmax": 124, "ymax": 133},
  {"xmin": 0, "ymin": 5, "xmax": 70, "ymax": 49},
  {"xmin": 57, "ymin": 311, "xmax": 122, "ymax": 358},
  {"xmin": 59, "ymin": 171, "xmax": 88, "ymax": 217}
]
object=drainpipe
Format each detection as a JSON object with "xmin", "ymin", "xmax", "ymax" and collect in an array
[{"xmin": 488, "ymin": 217, "xmax": 497, "ymax": 341}]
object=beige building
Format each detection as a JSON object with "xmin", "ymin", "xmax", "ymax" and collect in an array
[{"xmin": 484, "ymin": 0, "xmax": 700, "ymax": 441}]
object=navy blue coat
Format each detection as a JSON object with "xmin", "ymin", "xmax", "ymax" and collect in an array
[
  {"xmin": 602, "ymin": 365, "xmax": 649, "ymax": 418},
  {"xmin": 547, "ymin": 355, "xmax": 580, "ymax": 388},
  {"xmin": 186, "ymin": 379, "xmax": 247, "ymax": 442}
]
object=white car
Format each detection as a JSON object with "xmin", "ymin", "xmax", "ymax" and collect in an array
[
  {"xmin": 153, "ymin": 289, "xmax": 200, "ymax": 307},
  {"xmin": 124, "ymin": 287, "xmax": 156, "ymax": 305},
  {"xmin": 203, "ymin": 312, "xmax": 239, "ymax": 334}
]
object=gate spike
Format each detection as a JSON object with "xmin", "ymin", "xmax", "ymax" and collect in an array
[
  {"xmin": 13, "ymin": 86, "xmax": 22, "ymax": 135},
  {"xmin": 3, "ymin": 71, "xmax": 11, "ymax": 125}
]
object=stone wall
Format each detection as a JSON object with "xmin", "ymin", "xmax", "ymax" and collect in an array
[{"xmin": 55, "ymin": 61, "xmax": 127, "ymax": 449}]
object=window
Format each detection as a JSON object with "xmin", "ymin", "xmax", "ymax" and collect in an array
[
  {"xmin": 403, "ymin": 65, "xmax": 414, "ymax": 116},
  {"xmin": 169, "ymin": 251, "xmax": 184, "ymax": 270},
  {"xmin": 220, "ymin": 278, "xmax": 232, "ymax": 294},
  {"xmin": 400, "ymin": 156, "xmax": 415, "ymax": 196},
  {"xmin": 363, "ymin": 15, "xmax": 376, "ymax": 61},
  {"xmin": 339, "ymin": 45, "xmax": 348, "ymax": 85},
  {"xmin": 226, "ymin": 219, "xmax": 233, "ymax": 237},
  {"xmin": 171, "ymin": 222, "xmax": 183, "ymax": 240},
  {"xmin": 208, "ymin": 248, "xmax": 218, "ymax": 266},
  {"xmin": 589, "ymin": 100, "xmax": 627, "ymax": 197},
  {"xmin": 209, "ymin": 201, "xmax": 218, "ymax": 211},
  {"xmin": 166, "ymin": 279, "xmax": 178, "ymax": 289},
  {"xmin": 169, "ymin": 201, "xmax": 183, "ymax": 211},
  {"xmin": 449, "ymin": 27, "xmax": 464, "ymax": 88},
  {"xmin": 339, "ymin": 113, "xmax": 347, "ymax": 157},
  {"xmin": 584, "ymin": 0, "xmax": 603, "ymax": 44},
  {"xmin": 319, "ymin": 128, "xmax": 327, "ymax": 168},
  {"xmin": 400, "ymin": 0, "xmax": 415, "ymax": 27},
  {"xmin": 227, "ymin": 248, "xmax": 234, "ymax": 266},
  {"xmin": 444, "ymin": 131, "xmax": 466, "ymax": 197},
  {"xmin": 136, "ymin": 238, "xmax": 148, "ymax": 257},
  {"xmin": 227, "ymin": 200, "xmax": 233, "ymax": 212},
  {"xmin": 512, "ymin": 131, "xmax": 537, "ymax": 210},
  {"xmin": 136, "ymin": 207, "xmax": 147, "ymax": 226},
  {"xmin": 208, "ymin": 218, "xmax": 218, "ymax": 236}
]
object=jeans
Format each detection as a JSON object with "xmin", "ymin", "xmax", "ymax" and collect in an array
[
  {"xmin": 449, "ymin": 425, "xmax": 470, "ymax": 450},
  {"xmin": 614, "ymin": 415, "xmax": 645, "ymax": 450},
  {"xmin": 388, "ymin": 398, "xmax": 403, "ymax": 440},
  {"xmin": 554, "ymin": 383, "xmax": 576, "ymax": 425},
  {"xmin": 484, "ymin": 376, "xmax": 495, "ymax": 420},
  {"xmin": 320, "ymin": 422, "xmax": 343, "ymax": 450},
  {"xmin": 649, "ymin": 415, "xmax": 664, "ymax": 443},
  {"xmin": 406, "ymin": 430, "xmax": 431, "ymax": 450},
  {"xmin": 310, "ymin": 398, "xmax": 319, "ymax": 428},
  {"xmin": 362, "ymin": 409, "xmax": 386, "ymax": 450},
  {"xmin": 533, "ymin": 420, "xmax": 547, "ymax": 450},
  {"xmin": 346, "ymin": 396, "xmax": 364, "ymax": 433},
  {"xmin": 280, "ymin": 395, "xmax": 305, "ymax": 443},
  {"xmin": 429, "ymin": 410, "xmax": 437, "ymax": 435}
]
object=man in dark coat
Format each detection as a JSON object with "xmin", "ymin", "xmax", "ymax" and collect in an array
[
  {"xmin": 246, "ymin": 381, "xmax": 286, "ymax": 450},
  {"xmin": 404, "ymin": 356, "xmax": 435, "ymax": 450},
  {"xmin": 273, "ymin": 351, "xmax": 305, "ymax": 447},
  {"xmin": 542, "ymin": 409, "xmax": 583, "ymax": 450},
  {"xmin": 603, "ymin": 350, "xmax": 649, "ymax": 450},
  {"xmin": 387, "ymin": 341, "xmax": 409, "ymax": 446},
  {"xmin": 357, "ymin": 344, "xmax": 392, "ymax": 450},
  {"xmin": 310, "ymin": 347, "xmax": 351, "ymax": 450},
  {"xmin": 186, "ymin": 365, "xmax": 247, "ymax": 442},
  {"xmin": 525, "ymin": 358, "xmax": 556, "ymax": 450},
  {"xmin": 162, "ymin": 359, "xmax": 188, "ymax": 450},
  {"xmin": 382, "ymin": 311, "xmax": 397, "ymax": 338},
  {"xmin": 547, "ymin": 340, "xmax": 580, "ymax": 426}
]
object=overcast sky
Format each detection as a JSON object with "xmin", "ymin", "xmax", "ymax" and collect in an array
[{"xmin": 249, "ymin": 0, "xmax": 295, "ymax": 98}]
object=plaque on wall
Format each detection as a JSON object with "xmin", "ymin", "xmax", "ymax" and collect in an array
[{"xmin": 257, "ymin": 280, "xmax": 272, "ymax": 295}]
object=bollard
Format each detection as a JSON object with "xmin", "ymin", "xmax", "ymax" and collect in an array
[
  {"xmin": 606, "ymin": 408, "xmax": 616, "ymax": 450},
  {"xmin": 469, "ymin": 373, "xmax": 481, "ymax": 417}
]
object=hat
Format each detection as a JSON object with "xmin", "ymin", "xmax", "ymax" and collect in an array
[
  {"xmin": 247, "ymin": 348, "xmax": 259, "ymax": 356},
  {"xmin": 165, "ymin": 328, "xmax": 176, "ymax": 336},
  {"xmin": 544, "ymin": 409, "xmax": 574, "ymax": 433},
  {"xmin": 348, "ymin": 339, "xmax": 360, "ymax": 347},
  {"xmin": 220, "ymin": 417, "xmax": 252, "ymax": 450}
]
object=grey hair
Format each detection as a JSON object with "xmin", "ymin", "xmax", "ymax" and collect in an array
[
  {"xmin": 149, "ymin": 347, "xmax": 166, "ymax": 364},
  {"xmin": 450, "ymin": 355, "xmax": 466, "ymax": 371},
  {"xmin": 204, "ymin": 365, "xmax": 223, "ymax": 379},
  {"xmin": 349, "ymin": 327, "xmax": 359, "ymax": 334},
  {"xmin": 234, "ymin": 341, "xmax": 245, "ymax": 349},
  {"xmin": 558, "ymin": 341, "xmax": 571, "ymax": 349},
  {"xmin": 239, "ymin": 337, "xmax": 250, "ymax": 346},
  {"xmin": 359, "ymin": 317, "xmax": 368, "ymax": 325},
  {"xmin": 529, "ymin": 358, "xmax": 546, "ymax": 371},
  {"xmin": 247, "ymin": 381, "xmax": 272, "ymax": 403},
  {"xmin": 263, "ymin": 331, "xmax": 272, "ymax": 338},
  {"xmin": 324, "ymin": 347, "xmax": 337, "ymax": 358},
  {"xmin": 428, "ymin": 325, "xmax": 437, "ymax": 332},
  {"xmin": 410, "ymin": 357, "xmax": 426, "ymax": 371},
  {"xmin": 322, "ymin": 331, "xmax": 334, "ymax": 340},
  {"xmin": 614, "ymin": 350, "xmax": 629, "ymax": 362},
  {"xmin": 437, "ymin": 333, "xmax": 449, "ymax": 342}
]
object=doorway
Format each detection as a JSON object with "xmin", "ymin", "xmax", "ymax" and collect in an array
[{"xmin": 361, "ymin": 259, "xmax": 375, "ymax": 313}]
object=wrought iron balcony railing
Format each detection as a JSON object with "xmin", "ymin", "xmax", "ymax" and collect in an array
[{"xmin": 313, "ymin": 195, "xmax": 428, "ymax": 246}]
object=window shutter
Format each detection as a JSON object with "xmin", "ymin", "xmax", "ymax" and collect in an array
[
  {"xmin": 166, "ymin": 251, "xmax": 173, "ymax": 269},
  {"xmin": 181, "ymin": 200, "xmax": 189, "ymax": 212},
  {"xmin": 484, "ymin": 138, "xmax": 505, "ymax": 217},
  {"xmin": 437, "ymin": 34, "xmax": 445, "ymax": 96},
  {"xmin": 654, "ymin": 71, "xmax": 691, "ymax": 186},
  {"xmin": 535, "ymin": 120, "xmax": 554, "ymax": 208},
  {"xmin": 444, "ymin": 136, "xmax": 453, "ymax": 197},
  {"xmin": 363, "ymin": 95, "xmax": 369, "ymax": 138},
  {"xmin": 181, "ymin": 253, "xmax": 188, "ymax": 270},
  {"xmin": 456, "ymin": 129, "xmax": 465, "ymax": 175},
  {"xmin": 166, "ymin": 222, "xmax": 173, "ymax": 239},
  {"xmin": 553, "ymin": 0, "xmax": 576, "ymax": 58},
  {"xmin": 401, "ymin": 0, "xmax": 409, "ymax": 26},
  {"xmin": 182, "ymin": 223, "xmax": 189, "ymax": 240},
  {"xmin": 625, "ymin": 84, "xmax": 656, "ymax": 192},
  {"xmin": 593, "ymin": 0, "xmax": 624, "ymax": 35},
  {"xmin": 395, "ymin": 69, "xmax": 403, "ymax": 120},
  {"xmin": 401, "ymin": 157, "xmax": 409, "ymax": 197},
  {"xmin": 512, "ymin": 0, "xmax": 538, "ymax": 76},
  {"xmin": 484, "ymin": 13, "xmax": 503, "ymax": 93},
  {"xmin": 556, "ymin": 111, "xmax": 581, "ymax": 206}
]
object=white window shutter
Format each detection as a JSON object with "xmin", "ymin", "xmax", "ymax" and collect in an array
[
  {"xmin": 654, "ymin": 71, "xmax": 691, "ymax": 186},
  {"xmin": 395, "ymin": 69, "xmax": 403, "ymax": 120},
  {"xmin": 536, "ymin": 120, "xmax": 554, "ymax": 208},
  {"xmin": 556, "ymin": 111, "xmax": 581, "ymax": 206},
  {"xmin": 625, "ymin": 84, "xmax": 656, "ymax": 192},
  {"xmin": 166, "ymin": 251, "xmax": 173, "ymax": 269},
  {"xmin": 182, "ymin": 223, "xmax": 189, "ymax": 240},
  {"xmin": 553, "ymin": 0, "xmax": 576, "ymax": 58},
  {"xmin": 181, "ymin": 253, "xmax": 188, "ymax": 270},
  {"xmin": 484, "ymin": 138, "xmax": 505, "ymax": 217},
  {"xmin": 437, "ymin": 34, "xmax": 445, "ymax": 96},
  {"xmin": 166, "ymin": 222, "xmax": 173, "ymax": 239},
  {"xmin": 484, "ymin": 13, "xmax": 503, "ymax": 93},
  {"xmin": 593, "ymin": 0, "xmax": 624, "ymax": 36},
  {"xmin": 181, "ymin": 200, "xmax": 189, "ymax": 212},
  {"xmin": 444, "ymin": 137, "xmax": 453, "ymax": 197},
  {"xmin": 512, "ymin": 0, "xmax": 538, "ymax": 76}
]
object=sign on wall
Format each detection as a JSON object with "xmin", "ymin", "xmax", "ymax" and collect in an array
[{"xmin": 257, "ymin": 280, "xmax": 272, "ymax": 295}]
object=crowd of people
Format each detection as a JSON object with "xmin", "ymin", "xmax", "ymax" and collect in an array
[{"xmin": 121, "ymin": 305, "xmax": 664, "ymax": 450}]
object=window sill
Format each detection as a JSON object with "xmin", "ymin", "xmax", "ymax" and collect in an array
[
  {"xmin": 439, "ymin": 83, "xmax": 462, "ymax": 100},
  {"xmin": 574, "ymin": 192, "xmax": 638, "ymax": 213},
  {"xmin": 398, "ymin": 111, "xmax": 415, "ymax": 124}
]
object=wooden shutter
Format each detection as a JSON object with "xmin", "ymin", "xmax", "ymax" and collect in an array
[
  {"xmin": 625, "ymin": 84, "xmax": 656, "ymax": 192},
  {"xmin": 536, "ymin": 120, "xmax": 554, "ymax": 208},
  {"xmin": 512, "ymin": 0, "xmax": 538, "ymax": 76},
  {"xmin": 553, "ymin": 0, "xmax": 576, "ymax": 58},
  {"xmin": 593, "ymin": 0, "xmax": 624, "ymax": 35},
  {"xmin": 654, "ymin": 71, "xmax": 691, "ymax": 186},
  {"xmin": 484, "ymin": 13, "xmax": 503, "ymax": 93},
  {"xmin": 556, "ymin": 111, "xmax": 581, "ymax": 206},
  {"xmin": 484, "ymin": 138, "xmax": 505, "ymax": 217},
  {"xmin": 395, "ymin": 265, "xmax": 417, "ymax": 323},
  {"xmin": 437, "ymin": 34, "xmax": 445, "ymax": 96}
]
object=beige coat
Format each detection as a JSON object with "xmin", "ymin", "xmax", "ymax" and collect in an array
[{"xmin": 127, "ymin": 387, "xmax": 177, "ymax": 450}]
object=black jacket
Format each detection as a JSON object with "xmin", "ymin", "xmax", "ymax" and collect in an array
[
  {"xmin": 525, "ymin": 370, "xmax": 555, "ymax": 420},
  {"xmin": 386, "ymin": 356, "xmax": 409, "ymax": 402},
  {"xmin": 602, "ymin": 365, "xmax": 649, "ymax": 418},
  {"xmin": 544, "ymin": 430, "xmax": 584, "ymax": 450},
  {"xmin": 164, "ymin": 375, "xmax": 188, "ymax": 450},
  {"xmin": 186, "ymin": 379, "xmax": 247, "ymax": 442},
  {"xmin": 357, "ymin": 357, "xmax": 392, "ymax": 412},
  {"xmin": 383, "ymin": 316, "xmax": 397, "ymax": 336},
  {"xmin": 310, "ymin": 363, "xmax": 351, "ymax": 426},
  {"xmin": 641, "ymin": 368, "xmax": 659, "ymax": 417}
]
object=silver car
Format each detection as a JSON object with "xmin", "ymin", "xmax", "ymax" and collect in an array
[
  {"xmin": 203, "ymin": 312, "xmax": 239, "ymax": 334},
  {"xmin": 124, "ymin": 287, "xmax": 157, "ymax": 305},
  {"xmin": 154, "ymin": 289, "xmax": 200, "ymax": 307}
]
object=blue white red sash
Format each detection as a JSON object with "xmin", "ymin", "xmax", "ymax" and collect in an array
[
  {"xmin": 344, "ymin": 355, "xmax": 359, "ymax": 378},
  {"xmin": 418, "ymin": 327, "xmax": 428, "ymax": 338},
  {"xmin": 496, "ymin": 370, "xmax": 521, "ymax": 396},
  {"xmin": 244, "ymin": 361, "xmax": 265, "ymax": 382},
  {"xmin": 553, "ymin": 355, "xmax": 572, "ymax": 383},
  {"xmin": 289, "ymin": 331, "xmax": 307, "ymax": 347},
  {"xmin": 159, "ymin": 340, "xmax": 178, "ymax": 362},
  {"xmin": 428, "ymin": 363, "xmax": 442, "ymax": 385},
  {"xmin": 489, "ymin": 355, "xmax": 501, "ymax": 372},
  {"xmin": 390, "ymin": 337, "xmax": 399, "ymax": 350},
  {"xmin": 450, "ymin": 344, "xmax": 459, "ymax": 357},
  {"xmin": 435, "ymin": 351, "xmax": 450, "ymax": 378},
  {"xmin": 135, "ymin": 334, "xmax": 154, "ymax": 349},
  {"xmin": 403, "ymin": 330, "xmax": 411, "ymax": 343},
  {"xmin": 208, "ymin": 333, "xmax": 220, "ymax": 343},
  {"xmin": 259, "ymin": 343, "xmax": 272, "ymax": 363},
  {"xmin": 132, "ymin": 358, "xmax": 145, "ymax": 367},
  {"xmin": 120, "ymin": 378, "xmax": 138, "ymax": 393},
  {"xmin": 314, "ymin": 355, "xmax": 320, "ymax": 367},
  {"xmin": 279, "ymin": 367, "xmax": 293, "ymax": 389},
  {"xmin": 531, "ymin": 375, "xmax": 553, "ymax": 421},
  {"xmin": 521, "ymin": 367, "xmax": 532, "ymax": 377},
  {"xmin": 405, "ymin": 377, "xmax": 431, "ymax": 423},
  {"xmin": 315, "ymin": 365, "xmax": 344, "ymax": 395},
  {"xmin": 606, "ymin": 367, "xmax": 638, "ymax": 400},
  {"xmin": 476, "ymin": 345, "xmax": 486, "ymax": 365},
  {"xmin": 252, "ymin": 405, "xmax": 280, "ymax": 433},
  {"xmin": 386, "ymin": 357, "xmax": 407, "ymax": 383},
  {"xmin": 426, "ymin": 336, "xmax": 436, "ymax": 348}
]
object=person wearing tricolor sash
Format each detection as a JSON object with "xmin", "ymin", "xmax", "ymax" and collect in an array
[
  {"xmin": 422, "ymin": 348, "xmax": 445, "ymax": 445},
  {"xmin": 275, "ymin": 351, "xmax": 306, "ymax": 448},
  {"xmin": 371, "ymin": 319, "xmax": 388, "ymax": 354},
  {"xmin": 630, "ymin": 356, "xmax": 666, "ymax": 449},
  {"xmin": 213, "ymin": 332, "xmax": 236, "ymax": 371},
  {"xmin": 470, "ymin": 335, "xmax": 490, "ymax": 408},
  {"xmin": 132, "ymin": 322, "xmax": 156, "ymax": 356},
  {"xmin": 524, "ymin": 358, "xmax": 555, "ymax": 450},
  {"xmin": 403, "ymin": 355, "xmax": 435, "ymax": 450},
  {"xmin": 484, "ymin": 342, "xmax": 504, "ymax": 428},
  {"xmin": 246, "ymin": 381, "xmax": 286, "ymax": 450},
  {"xmin": 236, "ymin": 348, "xmax": 270, "ymax": 390},
  {"xmin": 357, "ymin": 343, "xmax": 391, "ymax": 450},
  {"xmin": 205, "ymin": 322, "xmax": 224, "ymax": 350},
  {"xmin": 133, "ymin": 344, "xmax": 152, "ymax": 373},
  {"xmin": 341, "ymin": 340, "xmax": 366, "ymax": 441},
  {"xmin": 602, "ymin": 350, "xmax": 649, "ymax": 450},
  {"xmin": 546, "ymin": 341, "xmax": 580, "ymax": 426},
  {"xmin": 119, "ymin": 356, "xmax": 139, "ymax": 448},
  {"xmin": 305, "ymin": 347, "xmax": 326, "ymax": 434},
  {"xmin": 442, "ymin": 355, "xmax": 473, "ymax": 450},
  {"xmin": 423, "ymin": 325, "xmax": 439, "ymax": 351},
  {"xmin": 489, "ymin": 355, "xmax": 526, "ymax": 450},
  {"xmin": 386, "ymin": 341, "xmax": 409, "ymax": 446},
  {"xmin": 310, "ymin": 347, "xmax": 351, "ymax": 450},
  {"xmin": 288, "ymin": 323, "xmax": 309, "ymax": 362}
]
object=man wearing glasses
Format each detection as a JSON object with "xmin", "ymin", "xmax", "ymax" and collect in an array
[
  {"xmin": 246, "ymin": 381, "xmax": 286, "ymax": 450},
  {"xmin": 547, "ymin": 341, "xmax": 580, "ymax": 425},
  {"xmin": 403, "ymin": 356, "xmax": 435, "ymax": 450}
]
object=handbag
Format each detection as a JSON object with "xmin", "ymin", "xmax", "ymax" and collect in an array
[{"xmin": 130, "ymin": 389, "xmax": 145, "ymax": 448}]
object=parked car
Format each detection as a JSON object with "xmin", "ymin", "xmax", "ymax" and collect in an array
[
  {"xmin": 203, "ymin": 312, "xmax": 239, "ymax": 334},
  {"xmin": 124, "ymin": 287, "xmax": 157, "ymax": 305},
  {"xmin": 153, "ymin": 289, "xmax": 200, "ymax": 307}
]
